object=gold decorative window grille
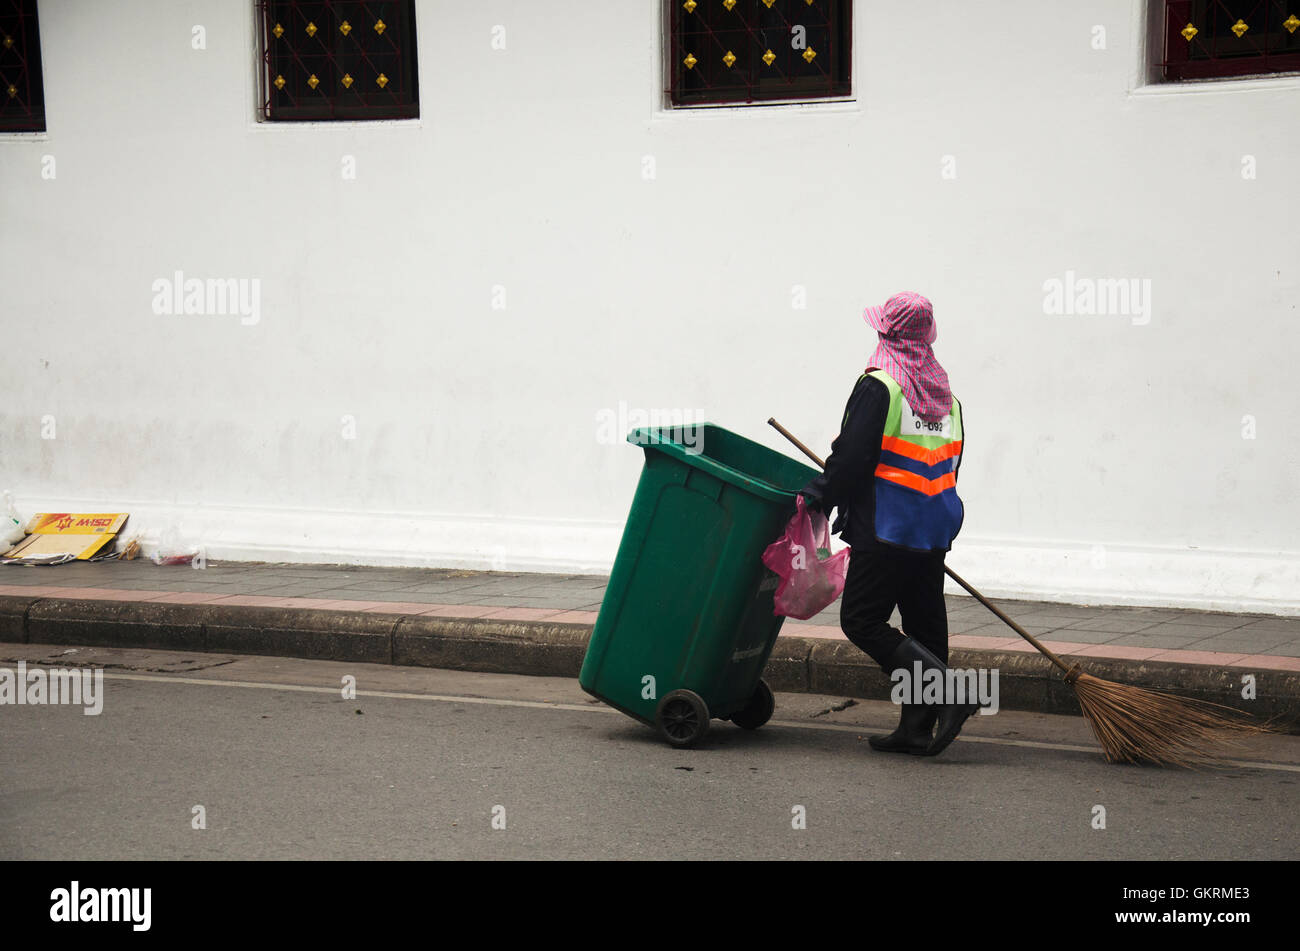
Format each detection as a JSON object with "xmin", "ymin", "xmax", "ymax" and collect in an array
[
  {"xmin": 1162, "ymin": 1, "xmax": 1300, "ymax": 79},
  {"xmin": 258, "ymin": 1, "xmax": 419, "ymax": 121},
  {"xmin": 668, "ymin": 0, "xmax": 852, "ymax": 106},
  {"xmin": 0, "ymin": 0, "xmax": 45, "ymax": 132}
]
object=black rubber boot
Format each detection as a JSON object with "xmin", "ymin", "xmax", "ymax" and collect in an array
[
  {"xmin": 883, "ymin": 637, "xmax": 981, "ymax": 757},
  {"xmin": 868, "ymin": 702, "xmax": 937, "ymax": 754}
]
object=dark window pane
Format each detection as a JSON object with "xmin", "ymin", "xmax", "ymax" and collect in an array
[
  {"xmin": 0, "ymin": 0, "xmax": 46, "ymax": 132},
  {"xmin": 669, "ymin": 0, "xmax": 852, "ymax": 106},
  {"xmin": 1163, "ymin": 0, "xmax": 1300, "ymax": 80},
  {"xmin": 260, "ymin": 0, "xmax": 419, "ymax": 121}
]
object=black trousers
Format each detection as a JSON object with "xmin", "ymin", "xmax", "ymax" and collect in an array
[{"xmin": 839, "ymin": 544, "xmax": 949, "ymax": 669}]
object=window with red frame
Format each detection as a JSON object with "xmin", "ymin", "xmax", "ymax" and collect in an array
[
  {"xmin": 667, "ymin": 0, "xmax": 852, "ymax": 106},
  {"xmin": 0, "ymin": 0, "xmax": 46, "ymax": 132},
  {"xmin": 1162, "ymin": 1, "xmax": 1300, "ymax": 79},
  {"xmin": 259, "ymin": 0, "xmax": 419, "ymax": 121}
]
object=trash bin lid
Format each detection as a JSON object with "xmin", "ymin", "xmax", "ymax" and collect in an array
[{"xmin": 628, "ymin": 424, "xmax": 817, "ymax": 503}]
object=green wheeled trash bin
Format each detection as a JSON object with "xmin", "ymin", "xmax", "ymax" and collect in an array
[{"xmin": 579, "ymin": 423, "xmax": 819, "ymax": 748}]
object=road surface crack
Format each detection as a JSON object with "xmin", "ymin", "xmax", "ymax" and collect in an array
[{"xmin": 811, "ymin": 698, "xmax": 858, "ymax": 718}]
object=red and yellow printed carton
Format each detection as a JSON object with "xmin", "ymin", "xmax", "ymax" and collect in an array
[{"xmin": 3, "ymin": 513, "xmax": 129, "ymax": 561}]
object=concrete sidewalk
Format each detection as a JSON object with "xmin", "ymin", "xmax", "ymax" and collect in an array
[{"xmin": 1, "ymin": 559, "xmax": 1297, "ymax": 729}]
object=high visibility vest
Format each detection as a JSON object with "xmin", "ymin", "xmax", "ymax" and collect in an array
[{"xmin": 866, "ymin": 369, "xmax": 964, "ymax": 551}]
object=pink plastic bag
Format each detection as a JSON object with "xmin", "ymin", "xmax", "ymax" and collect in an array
[{"xmin": 761, "ymin": 496, "xmax": 851, "ymax": 620}]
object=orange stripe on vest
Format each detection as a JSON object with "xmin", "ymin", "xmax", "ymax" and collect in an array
[
  {"xmin": 875, "ymin": 465, "xmax": 957, "ymax": 497},
  {"xmin": 879, "ymin": 436, "xmax": 963, "ymax": 466}
]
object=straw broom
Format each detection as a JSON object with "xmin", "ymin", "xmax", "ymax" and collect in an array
[{"xmin": 767, "ymin": 417, "xmax": 1271, "ymax": 767}]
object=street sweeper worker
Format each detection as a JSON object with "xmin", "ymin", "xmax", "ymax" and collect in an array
[{"xmin": 799, "ymin": 291, "xmax": 980, "ymax": 757}]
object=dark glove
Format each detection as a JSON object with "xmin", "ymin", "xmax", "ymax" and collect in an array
[{"xmin": 799, "ymin": 479, "xmax": 832, "ymax": 516}]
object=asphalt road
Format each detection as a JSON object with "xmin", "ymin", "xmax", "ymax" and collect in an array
[{"xmin": 1, "ymin": 644, "xmax": 1296, "ymax": 860}]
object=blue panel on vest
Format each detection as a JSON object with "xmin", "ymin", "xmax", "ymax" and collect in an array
[{"xmin": 873, "ymin": 481, "xmax": 964, "ymax": 551}]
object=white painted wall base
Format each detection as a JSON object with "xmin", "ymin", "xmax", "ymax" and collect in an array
[
  {"xmin": 948, "ymin": 537, "xmax": 1300, "ymax": 617},
  {"xmin": 15, "ymin": 496, "xmax": 1299, "ymax": 616},
  {"xmin": 17, "ymin": 498, "xmax": 624, "ymax": 576}
]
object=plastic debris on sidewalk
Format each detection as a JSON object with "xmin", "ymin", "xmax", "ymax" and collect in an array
[
  {"xmin": 149, "ymin": 527, "xmax": 202, "ymax": 566},
  {"xmin": 1, "ymin": 492, "xmax": 23, "ymax": 548}
]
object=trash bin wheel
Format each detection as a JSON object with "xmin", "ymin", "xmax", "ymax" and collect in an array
[
  {"xmin": 656, "ymin": 689, "xmax": 711, "ymax": 748},
  {"xmin": 730, "ymin": 679, "xmax": 775, "ymax": 730}
]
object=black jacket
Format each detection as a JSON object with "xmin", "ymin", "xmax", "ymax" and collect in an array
[{"xmin": 800, "ymin": 374, "xmax": 964, "ymax": 552}]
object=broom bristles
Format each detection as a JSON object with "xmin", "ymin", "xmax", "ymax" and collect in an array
[{"xmin": 1070, "ymin": 671, "xmax": 1272, "ymax": 767}]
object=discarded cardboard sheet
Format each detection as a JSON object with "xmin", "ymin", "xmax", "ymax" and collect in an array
[{"xmin": 2, "ymin": 513, "xmax": 129, "ymax": 564}]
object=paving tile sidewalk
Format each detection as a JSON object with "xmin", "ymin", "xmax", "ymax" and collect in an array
[{"xmin": 1, "ymin": 558, "xmax": 1298, "ymax": 671}]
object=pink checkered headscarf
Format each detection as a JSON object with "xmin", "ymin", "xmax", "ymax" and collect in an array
[{"xmin": 863, "ymin": 292, "xmax": 953, "ymax": 422}]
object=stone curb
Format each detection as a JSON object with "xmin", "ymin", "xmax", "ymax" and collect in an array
[{"xmin": 2, "ymin": 596, "xmax": 1295, "ymax": 731}]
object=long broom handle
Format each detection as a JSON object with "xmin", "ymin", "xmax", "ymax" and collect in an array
[{"xmin": 767, "ymin": 416, "xmax": 1075, "ymax": 675}]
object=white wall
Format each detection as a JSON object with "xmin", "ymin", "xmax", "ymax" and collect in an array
[{"xmin": 2, "ymin": 1, "xmax": 1298, "ymax": 613}]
